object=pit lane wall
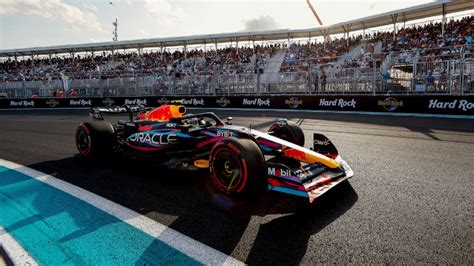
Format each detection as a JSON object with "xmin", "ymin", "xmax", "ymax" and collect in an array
[{"xmin": 0, "ymin": 95, "xmax": 473, "ymax": 115}]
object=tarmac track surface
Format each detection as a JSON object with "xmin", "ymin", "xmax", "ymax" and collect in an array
[{"xmin": 0, "ymin": 109, "xmax": 473, "ymax": 264}]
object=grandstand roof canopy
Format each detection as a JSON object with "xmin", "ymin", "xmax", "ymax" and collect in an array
[{"xmin": 0, "ymin": 0, "xmax": 472, "ymax": 57}]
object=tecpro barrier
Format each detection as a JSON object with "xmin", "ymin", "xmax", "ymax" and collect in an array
[{"xmin": 0, "ymin": 95, "xmax": 473, "ymax": 115}]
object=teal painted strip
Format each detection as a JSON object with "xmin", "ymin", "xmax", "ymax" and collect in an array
[
  {"xmin": 0, "ymin": 166, "xmax": 200, "ymax": 265},
  {"xmin": 188, "ymin": 107, "xmax": 474, "ymax": 119},
  {"xmin": 268, "ymin": 185, "xmax": 308, "ymax": 198}
]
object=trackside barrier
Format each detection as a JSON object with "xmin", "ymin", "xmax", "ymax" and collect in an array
[{"xmin": 0, "ymin": 95, "xmax": 473, "ymax": 115}]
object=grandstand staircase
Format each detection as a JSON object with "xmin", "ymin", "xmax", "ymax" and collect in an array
[{"xmin": 259, "ymin": 50, "xmax": 286, "ymax": 84}]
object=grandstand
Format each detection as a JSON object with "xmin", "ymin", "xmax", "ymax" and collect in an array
[{"xmin": 0, "ymin": 0, "xmax": 473, "ymax": 98}]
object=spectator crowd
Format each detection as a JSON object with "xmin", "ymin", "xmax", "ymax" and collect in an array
[{"xmin": 0, "ymin": 15, "xmax": 472, "ymax": 94}]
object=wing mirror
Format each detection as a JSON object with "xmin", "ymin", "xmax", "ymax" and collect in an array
[{"xmin": 224, "ymin": 117, "xmax": 233, "ymax": 125}]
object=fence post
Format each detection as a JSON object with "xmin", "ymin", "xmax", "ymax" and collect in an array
[
  {"xmin": 412, "ymin": 59, "xmax": 417, "ymax": 93},
  {"xmin": 171, "ymin": 75, "xmax": 176, "ymax": 95},
  {"xmin": 372, "ymin": 57, "xmax": 377, "ymax": 95},
  {"xmin": 134, "ymin": 74, "xmax": 138, "ymax": 96},
  {"xmin": 308, "ymin": 60, "xmax": 312, "ymax": 95},
  {"xmin": 448, "ymin": 60, "xmax": 453, "ymax": 94},
  {"xmin": 256, "ymin": 69, "xmax": 261, "ymax": 95},
  {"xmin": 460, "ymin": 58, "xmax": 464, "ymax": 96}
]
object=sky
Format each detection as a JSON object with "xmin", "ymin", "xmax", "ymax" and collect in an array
[{"xmin": 0, "ymin": 0, "xmax": 441, "ymax": 50}]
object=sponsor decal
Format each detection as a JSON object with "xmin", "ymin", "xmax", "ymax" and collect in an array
[
  {"xmin": 242, "ymin": 98, "xmax": 271, "ymax": 107},
  {"xmin": 216, "ymin": 97, "xmax": 230, "ymax": 107},
  {"xmin": 46, "ymin": 99, "xmax": 60, "ymax": 107},
  {"xmin": 378, "ymin": 97, "xmax": 403, "ymax": 111},
  {"xmin": 216, "ymin": 130, "xmax": 233, "ymax": 137},
  {"xmin": 157, "ymin": 97, "xmax": 170, "ymax": 105},
  {"xmin": 428, "ymin": 99, "xmax": 474, "ymax": 112},
  {"xmin": 125, "ymin": 99, "xmax": 147, "ymax": 106},
  {"xmin": 138, "ymin": 125, "xmax": 153, "ymax": 131},
  {"xmin": 194, "ymin": 159, "xmax": 210, "ymax": 168},
  {"xmin": 69, "ymin": 99, "xmax": 92, "ymax": 106},
  {"xmin": 268, "ymin": 167, "xmax": 292, "ymax": 177},
  {"xmin": 314, "ymin": 139, "xmax": 330, "ymax": 146},
  {"xmin": 285, "ymin": 97, "xmax": 303, "ymax": 109},
  {"xmin": 102, "ymin": 98, "xmax": 115, "ymax": 106},
  {"xmin": 128, "ymin": 132, "xmax": 178, "ymax": 145},
  {"xmin": 181, "ymin": 98, "xmax": 204, "ymax": 106},
  {"xmin": 319, "ymin": 98, "xmax": 357, "ymax": 109},
  {"xmin": 293, "ymin": 168, "xmax": 316, "ymax": 180},
  {"xmin": 9, "ymin": 100, "xmax": 35, "ymax": 107}
]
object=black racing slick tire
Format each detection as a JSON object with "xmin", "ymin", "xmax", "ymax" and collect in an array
[
  {"xmin": 75, "ymin": 121, "xmax": 115, "ymax": 159},
  {"xmin": 209, "ymin": 137, "xmax": 267, "ymax": 198},
  {"xmin": 268, "ymin": 120, "xmax": 305, "ymax": 147}
]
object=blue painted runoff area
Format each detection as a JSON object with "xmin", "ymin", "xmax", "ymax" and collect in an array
[{"xmin": 0, "ymin": 166, "xmax": 200, "ymax": 265}]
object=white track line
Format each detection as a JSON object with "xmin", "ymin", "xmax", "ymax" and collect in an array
[
  {"xmin": 0, "ymin": 226, "xmax": 38, "ymax": 266},
  {"xmin": 0, "ymin": 159, "xmax": 243, "ymax": 265}
]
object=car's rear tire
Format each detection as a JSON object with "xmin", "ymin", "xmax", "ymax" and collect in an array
[
  {"xmin": 75, "ymin": 121, "xmax": 115, "ymax": 159},
  {"xmin": 268, "ymin": 120, "xmax": 305, "ymax": 146},
  {"xmin": 208, "ymin": 137, "xmax": 267, "ymax": 198}
]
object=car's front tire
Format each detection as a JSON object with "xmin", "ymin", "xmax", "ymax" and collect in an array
[{"xmin": 208, "ymin": 137, "xmax": 266, "ymax": 198}]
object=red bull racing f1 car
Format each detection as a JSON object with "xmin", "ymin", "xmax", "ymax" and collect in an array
[{"xmin": 75, "ymin": 104, "xmax": 354, "ymax": 202}]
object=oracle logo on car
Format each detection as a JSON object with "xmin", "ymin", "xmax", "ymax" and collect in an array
[
  {"xmin": 268, "ymin": 167, "xmax": 291, "ymax": 177},
  {"xmin": 128, "ymin": 133, "xmax": 178, "ymax": 145}
]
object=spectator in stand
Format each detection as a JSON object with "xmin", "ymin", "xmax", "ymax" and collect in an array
[
  {"xmin": 426, "ymin": 71, "xmax": 435, "ymax": 91},
  {"xmin": 313, "ymin": 72, "xmax": 319, "ymax": 92},
  {"xmin": 438, "ymin": 71, "xmax": 447, "ymax": 91},
  {"xmin": 321, "ymin": 70, "xmax": 327, "ymax": 91}
]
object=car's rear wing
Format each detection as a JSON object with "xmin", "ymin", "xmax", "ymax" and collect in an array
[{"xmin": 90, "ymin": 105, "xmax": 152, "ymax": 121}]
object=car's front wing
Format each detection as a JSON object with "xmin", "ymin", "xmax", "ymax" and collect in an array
[{"xmin": 267, "ymin": 156, "xmax": 354, "ymax": 203}]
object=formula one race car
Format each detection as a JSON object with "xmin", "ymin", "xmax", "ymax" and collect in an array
[{"xmin": 75, "ymin": 104, "xmax": 354, "ymax": 202}]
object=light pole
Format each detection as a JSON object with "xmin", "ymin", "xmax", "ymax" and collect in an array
[{"xmin": 112, "ymin": 18, "xmax": 118, "ymax": 42}]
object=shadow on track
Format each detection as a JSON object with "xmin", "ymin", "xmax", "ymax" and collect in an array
[
  {"xmin": 245, "ymin": 181, "xmax": 357, "ymax": 265},
  {"xmin": 28, "ymin": 156, "xmax": 357, "ymax": 264}
]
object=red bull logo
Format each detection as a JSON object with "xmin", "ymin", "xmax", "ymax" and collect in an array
[{"xmin": 140, "ymin": 105, "xmax": 186, "ymax": 121}]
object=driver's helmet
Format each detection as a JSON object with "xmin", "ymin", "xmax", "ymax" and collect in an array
[{"xmin": 190, "ymin": 117, "xmax": 200, "ymax": 127}]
